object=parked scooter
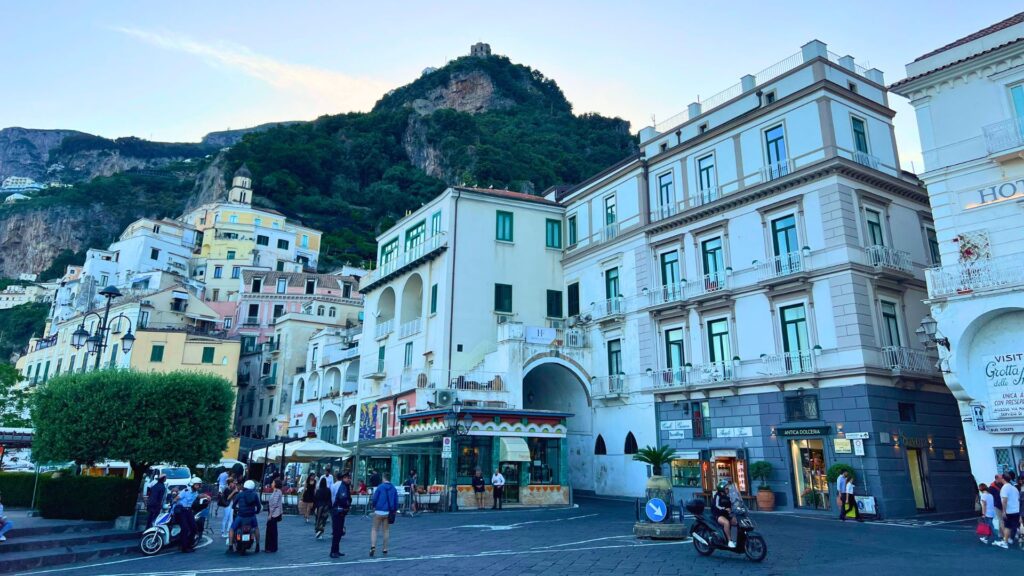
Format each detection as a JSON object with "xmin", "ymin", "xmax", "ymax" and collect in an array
[
  {"xmin": 231, "ymin": 519, "xmax": 257, "ymax": 555},
  {"xmin": 139, "ymin": 493, "xmax": 211, "ymax": 555},
  {"xmin": 685, "ymin": 499, "xmax": 767, "ymax": 562}
]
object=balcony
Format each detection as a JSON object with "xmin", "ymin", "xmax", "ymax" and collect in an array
[
  {"xmin": 260, "ymin": 375, "xmax": 276, "ymax": 388},
  {"xmin": 590, "ymin": 296, "xmax": 626, "ymax": 322},
  {"xmin": 417, "ymin": 369, "xmax": 510, "ymax": 394},
  {"xmin": 399, "ymin": 318, "xmax": 422, "ymax": 339},
  {"xmin": 851, "ymin": 150, "xmax": 881, "ymax": 170},
  {"xmin": 360, "ymin": 233, "xmax": 448, "ymax": 292},
  {"xmin": 761, "ymin": 159, "xmax": 791, "ymax": 183},
  {"xmin": 755, "ymin": 252, "xmax": 806, "ymax": 282},
  {"xmin": 592, "ymin": 375, "xmax": 627, "ymax": 399},
  {"xmin": 926, "ymin": 254, "xmax": 1024, "ymax": 299},
  {"xmin": 643, "ymin": 363, "xmax": 734, "ymax": 392},
  {"xmin": 375, "ymin": 318, "xmax": 395, "ymax": 340},
  {"xmin": 761, "ymin": 351, "xmax": 816, "ymax": 377},
  {"xmin": 689, "ymin": 187, "xmax": 721, "ymax": 209},
  {"xmin": 983, "ymin": 116, "xmax": 1024, "ymax": 156},
  {"xmin": 866, "ymin": 245, "xmax": 913, "ymax": 274},
  {"xmin": 881, "ymin": 346, "xmax": 939, "ymax": 375},
  {"xmin": 242, "ymin": 317, "xmax": 260, "ymax": 327}
]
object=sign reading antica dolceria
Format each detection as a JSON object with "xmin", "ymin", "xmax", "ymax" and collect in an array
[{"xmin": 986, "ymin": 352, "xmax": 1024, "ymax": 419}]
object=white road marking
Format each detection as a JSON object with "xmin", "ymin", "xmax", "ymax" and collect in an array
[
  {"xmin": 18, "ymin": 536, "xmax": 214, "ymax": 575},
  {"xmin": 445, "ymin": 513, "xmax": 598, "ymax": 531},
  {"xmin": 532, "ymin": 535, "xmax": 635, "ymax": 549}
]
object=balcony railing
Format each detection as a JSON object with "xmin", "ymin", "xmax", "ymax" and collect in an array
[
  {"xmin": 650, "ymin": 203, "xmax": 680, "ymax": 222},
  {"xmin": 761, "ymin": 351, "xmax": 815, "ymax": 376},
  {"xmin": 926, "ymin": 254, "xmax": 1024, "ymax": 298},
  {"xmin": 592, "ymin": 374, "xmax": 627, "ymax": 398},
  {"xmin": 416, "ymin": 369, "xmax": 510, "ymax": 393},
  {"xmin": 866, "ymin": 245, "xmax": 913, "ymax": 273},
  {"xmin": 646, "ymin": 272, "xmax": 729, "ymax": 308},
  {"xmin": 375, "ymin": 318, "xmax": 395, "ymax": 339},
  {"xmin": 761, "ymin": 159, "xmax": 791, "ymax": 182},
  {"xmin": 242, "ymin": 317, "xmax": 260, "ymax": 327},
  {"xmin": 755, "ymin": 252, "xmax": 805, "ymax": 281},
  {"xmin": 983, "ymin": 116, "xmax": 1024, "ymax": 155},
  {"xmin": 689, "ymin": 186, "xmax": 720, "ymax": 208},
  {"xmin": 399, "ymin": 318, "xmax": 422, "ymax": 339},
  {"xmin": 360, "ymin": 233, "xmax": 448, "ymax": 290},
  {"xmin": 881, "ymin": 346, "xmax": 938, "ymax": 375},
  {"xmin": 496, "ymin": 321, "xmax": 587, "ymax": 348},
  {"xmin": 602, "ymin": 222, "xmax": 620, "ymax": 242},
  {"xmin": 591, "ymin": 296, "xmax": 625, "ymax": 320},
  {"xmin": 852, "ymin": 150, "xmax": 880, "ymax": 169}
]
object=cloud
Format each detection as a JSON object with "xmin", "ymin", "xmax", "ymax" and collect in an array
[{"xmin": 113, "ymin": 26, "xmax": 387, "ymax": 112}]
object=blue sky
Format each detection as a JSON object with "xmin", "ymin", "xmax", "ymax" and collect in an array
[{"xmin": 1, "ymin": 1, "xmax": 1017, "ymax": 171}]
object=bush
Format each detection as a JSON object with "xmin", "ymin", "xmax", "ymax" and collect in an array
[
  {"xmin": 749, "ymin": 461, "xmax": 773, "ymax": 489},
  {"xmin": 38, "ymin": 475, "xmax": 138, "ymax": 520},
  {"xmin": 826, "ymin": 463, "xmax": 856, "ymax": 484},
  {"xmin": 0, "ymin": 472, "xmax": 38, "ymax": 507}
]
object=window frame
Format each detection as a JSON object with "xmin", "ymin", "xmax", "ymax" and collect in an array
[
  {"xmin": 277, "ymin": 239, "xmax": 290, "ymax": 250},
  {"xmin": 405, "ymin": 220, "xmax": 426, "ymax": 251},
  {"xmin": 764, "ymin": 123, "xmax": 788, "ymax": 167},
  {"xmin": 780, "ymin": 303, "xmax": 810, "ymax": 354},
  {"xmin": 607, "ymin": 339, "xmax": 622, "ymax": 376},
  {"xmin": 429, "ymin": 283, "xmax": 438, "ymax": 315},
  {"xmin": 494, "ymin": 283, "xmax": 513, "ymax": 313},
  {"xmin": 706, "ymin": 317, "xmax": 731, "ymax": 363},
  {"xmin": 771, "ymin": 214, "xmax": 799, "ymax": 257},
  {"xmin": 430, "ymin": 211, "xmax": 442, "ymax": 235},
  {"xmin": 495, "ymin": 211, "xmax": 514, "ymax": 242},
  {"xmin": 567, "ymin": 214, "xmax": 578, "ymax": 246},
  {"xmin": 657, "ymin": 172, "xmax": 674, "ymax": 208},
  {"xmin": 545, "ymin": 219, "xmax": 562, "ymax": 249},
  {"xmin": 851, "ymin": 116, "xmax": 870, "ymax": 154},
  {"xmin": 665, "ymin": 327, "xmax": 685, "ymax": 369},
  {"xmin": 865, "ymin": 208, "xmax": 885, "ymax": 247},
  {"xmin": 546, "ymin": 289, "xmax": 563, "ymax": 318},
  {"xmin": 380, "ymin": 239, "xmax": 399, "ymax": 265},
  {"xmin": 697, "ymin": 153, "xmax": 716, "ymax": 192},
  {"xmin": 150, "ymin": 344, "xmax": 165, "ymax": 363},
  {"xmin": 567, "ymin": 282, "xmax": 580, "ymax": 317},
  {"xmin": 925, "ymin": 227, "xmax": 941, "ymax": 266},
  {"xmin": 880, "ymin": 300, "xmax": 902, "ymax": 347},
  {"xmin": 604, "ymin": 267, "xmax": 620, "ymax": 300}
]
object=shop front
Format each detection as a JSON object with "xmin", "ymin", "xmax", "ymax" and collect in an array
[
  {"xmin": 778, "ymin": 426, "xmax": 831, "ymax": 511},
  {"xmin": 669, "ymin": 449, "xmax": 750, "ymax": 505}
]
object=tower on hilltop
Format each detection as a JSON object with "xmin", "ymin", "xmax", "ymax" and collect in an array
[
  {"xmin": 470, "ymin": 42, "xmax": 491, "ymax": 58},
  {"xmin": 228, "ymin": 164, "xmax": 253, "ymax": 204}
]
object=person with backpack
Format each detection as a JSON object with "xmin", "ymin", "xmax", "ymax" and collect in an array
[{"xmin": 370, "ymin": 472, "xmax": 398, "ymax": 557}]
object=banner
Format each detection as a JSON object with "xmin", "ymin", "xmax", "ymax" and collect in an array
[{"xmin": 984, "ymin": 353, "xmax": 1024, "ymax": 419}]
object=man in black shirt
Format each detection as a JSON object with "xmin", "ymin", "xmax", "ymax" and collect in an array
[{"xmin": 471, "ymin": 470, "xmax": 486, "ymax": 510}]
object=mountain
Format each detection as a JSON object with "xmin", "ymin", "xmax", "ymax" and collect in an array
[{"xmin": 0, "ymin": 51, "xmax": 637, "ymax": 278}]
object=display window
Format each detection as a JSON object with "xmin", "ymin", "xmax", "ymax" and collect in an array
[
  {"xmin": 671, "ymin": 459, "xmax": 701, "ymax": 488},
  {"xmin": 789, "ymin": 438, "xmax": 829, "ymax": 509}
]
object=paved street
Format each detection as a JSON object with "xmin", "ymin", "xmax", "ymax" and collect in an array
[{"xmin": 15, "ymin": 497, "xmax": 1024, "ymax": 576}]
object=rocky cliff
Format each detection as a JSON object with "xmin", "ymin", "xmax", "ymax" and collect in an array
[
  {"xmin": 0, "ymin": 128, "xmax": 86, "ymax": 181},
  {"xmin": 0, "ymin": 205, "xmax": 122, "ymax": 278}
]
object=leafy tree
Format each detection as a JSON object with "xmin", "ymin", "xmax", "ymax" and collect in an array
[
  {"xmin": 31, "ymin": 370, "xmax": 235, "ymax": 486},
  {"xmin": 0, "ymin": 302, "xmax": 49, "ymax": 363},
  {"xmin": 0, "ymin": 364, "xmax": 29, "ymax": 427},
  {"xmin": 632, "ymin": 445, "xmax": 677, "ymax": 476},
  {"xmin": 38, "ymin": 249, "xmax": 86, "ymax": 281}
]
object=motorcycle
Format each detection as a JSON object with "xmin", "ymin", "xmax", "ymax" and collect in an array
[
  {"xmin": 685, "ymin": 499, "xmax": 767, "ymax": 562},
  {"xmin": 139, "ymin": 494, "xmax": 210, "ymax": 556},
  {"xmin": 231, "ymin": 517, "xmax": 258, "ymax": 555}
]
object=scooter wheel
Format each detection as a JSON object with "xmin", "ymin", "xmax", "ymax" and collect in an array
[
  {"xmin": 692, "ymin": 528, "xmax": 714, "ymax": 556},
  {"xmin": 140, "ymin": 533, "xmax": 164, "ymax": 556},
  {"xmin": 744, "ymin": 534, "xmax": 768, "ymax": 562}
]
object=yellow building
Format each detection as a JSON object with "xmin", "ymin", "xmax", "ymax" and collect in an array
[{"xmin": 130, "ymin": 328, "xmax": 239, "ymax": 382}]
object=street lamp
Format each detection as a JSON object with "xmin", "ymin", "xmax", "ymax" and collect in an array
[
  {"xmin": 444, "ymin": 397, "xmax": 473, "ymax": 511},
  {"xmin": 917, "ymin": 314, "xmax": 950, "ymax": 350},
  {"xmin": 69, "ymin": 285, "xmax": 136, "ymax": 369}
]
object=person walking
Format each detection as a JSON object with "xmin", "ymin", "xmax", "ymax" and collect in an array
[
  {"xmin": 491, "ymin": 469, "xmax": 505, "ymax": 510},
  {"xmin": 145, "ymin": 474, "xmax": 168, "ymax": 529},
  {"xmin": 989, "ymin": 475, "xmax": 1006, "ymax": 540},
  {"xmin": 472, "ymin": 469, "xmax": 486, "ymax": 510},
  {"xmin": 220, "ymin": 478, "xmax": 239, "ymax": 539},
  {"xmin": 370, "ymin": 472, "xmax": 398, "ymax": 557},
  {"xmin": 264, "ymin": 479, "xmax": 283, "ymax": 553},
  {"xmin": 0, "ymin": 491, "xmax": 13, "ymax": 543},
  {"xmin": 843, "ymin": 475, "xmax": 863, "ymax": 522},
  {"xmin": 403, "ymin": 471, "xmax": 418, "ymax": 514},
  {"xmin": 300, "ymin": 473, "xmax": 317, "ymax": 523},
  {"xmin": 330, "ymin": 472, "xmax": 352, "ymax": 558},
  {"xmin": 994, "ymin": 472, "xmax": 1021, "ymax": 549},
  {"xmin": 979, "ymin": 483, "xmax": 996, "ymax": 544},
  {"xmin": 836, "ymin": 470, "xmax": 849, "ymax": 520},
  {"xmin": 369, "ymin": 468, "xmax": 382, "ymax": 489},
  {"xmin": 314, "ymin": 476, "xmax": 332, "ymax": 539}
]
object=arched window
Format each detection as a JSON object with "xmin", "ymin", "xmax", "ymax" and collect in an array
[
  {"xmin": 328, "ymin": 307, "xmax": 337, "ymax": 318},
  {"xmin": 594, "ymin": 434, "xmax": 607, "ymax": 455},
  {"xmin": 624, "ymin": 432, "xmax": 638, "ymax": 455}
]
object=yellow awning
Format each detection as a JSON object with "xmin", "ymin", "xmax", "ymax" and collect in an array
[{"xmin": 499, "ymin": 437, "xmax": 532, "ymax": 462}]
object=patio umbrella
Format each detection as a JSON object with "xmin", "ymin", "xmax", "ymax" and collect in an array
[{"xmin": 252, "ymin": 438, "xmax": 351, "ymax": 463}]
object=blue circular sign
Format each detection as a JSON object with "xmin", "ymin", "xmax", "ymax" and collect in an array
[{"xmin": 645, "ymin": 498, "xmax": 667, "ymax": 522}]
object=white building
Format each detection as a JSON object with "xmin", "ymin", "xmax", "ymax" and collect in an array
[
  {"xmin": 1, "ymin": 177, "xmax": 45, "ymax": 194},
  {"xmin": 891, "ymin": 11, "xmax": 1024, "ymax": 477},
  {"xmin": 287, "ymin": 326, "xmax": 362, "ymax": 443}
]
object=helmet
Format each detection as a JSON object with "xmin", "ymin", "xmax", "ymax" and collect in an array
[
  {"xmin": 717, "ymin": 480, "xmax": 730, "ymax": 491},
  {"xmin": 190, "ymin": 477, "xmax": 203, "ymax": 486},
  {"xmin": 243, "ymin": 480, "xmax": 256, "ymax": 490}
]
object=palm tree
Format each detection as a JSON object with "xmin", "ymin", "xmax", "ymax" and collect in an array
[{"xmin": 632, "ymin": 445, "xmax": 677, "ymax": 476}]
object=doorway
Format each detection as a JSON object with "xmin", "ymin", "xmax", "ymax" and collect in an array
[
  {"xmin": 907, "ymin": 448, "xmax": 933, "ymax": 510},
  {"xmin": 500, "ymin": 462, "xmax": 521, "ymax": 504},
  {"xmin": 789, "ymin": 438, "xmax": 829, "ymax": 510}
]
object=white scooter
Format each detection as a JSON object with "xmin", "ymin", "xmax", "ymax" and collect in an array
[{"xmin": 140, "ymin": 493, "xmax": 210, "ymax": 555}]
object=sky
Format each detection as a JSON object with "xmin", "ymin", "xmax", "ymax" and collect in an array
[{"xmin": 1, "ymin": 1, "xmax": 1018, "ymax": 172}]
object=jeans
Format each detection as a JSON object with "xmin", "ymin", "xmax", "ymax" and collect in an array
[
  {"xmin": 174, "ymin": 508, "xmax": 196, "ymax": 551},
  {"xmin": 330, "ymin": 509, "xmax": 347, "ymax": 555},
  {"xmin": 493, "ymin": 486, "xmax": 504, "ymax": 509},
  {"xmin": 0, "ymin": 519, "xmax": 13, "ymax": 539},
  {"xmin": 221, "ymin": 506, "xmax": 234, "ymax": 535}
]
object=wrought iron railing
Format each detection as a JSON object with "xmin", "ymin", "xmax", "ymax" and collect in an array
[
  {"xmin": 761, "ymin": 351, "xmax": 815, "ymax": 376},
  {"xmin": 926, "ymin": 254, "xmax": 1024, "ymax": 298}
]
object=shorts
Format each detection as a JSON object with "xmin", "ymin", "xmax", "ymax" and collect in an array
[{"xmin": 1005, "ymin": 513, "xmax": 1020, "ymax": 531}]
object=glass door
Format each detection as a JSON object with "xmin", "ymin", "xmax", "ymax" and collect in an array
[
  {"xmin": 500, "ymin": 462, "xmax": 520, "ymax": 504},
  {"xmin": 701, "ymin": 237, "xmax": 725, "ymax": 291},
  {"xmin": 789, "ymin": 438, "xmax": 829, "ymax": 510}
]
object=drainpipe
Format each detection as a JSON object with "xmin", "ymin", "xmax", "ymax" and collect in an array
[{"xmin": 446, "ymin": 190, "xmax": 461, "ymax": 384}]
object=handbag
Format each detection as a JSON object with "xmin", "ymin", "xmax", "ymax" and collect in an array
[{"xmin": 977, "ymin": 520, "xmax": 992, "ymax": 537}]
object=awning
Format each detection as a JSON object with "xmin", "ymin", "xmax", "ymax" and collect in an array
[{"xmin": 499, "ymin": 437, "xmax": 531, "ymax": 462}]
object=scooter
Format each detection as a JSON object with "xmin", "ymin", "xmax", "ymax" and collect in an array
[
  {"xmin": 139, "ymin": 495, "xmax": 210, "ymax": 556},
  {"xmin": 230, "ymin": 518, "xmax": 258, "ymax": 555},
  {"xmin": 685, "ymin": 499, "xmax": 767, "ymax": 562}
]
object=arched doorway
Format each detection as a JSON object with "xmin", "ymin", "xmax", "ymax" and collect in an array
[
  {"xmin": 522, "ymin": 360, "xmax": 593, "ymax": 492},
  {"xmin": 321, "ymin": 411, "xmax": 339, "ymax": 444},
  {"xmin": 342, "ymin": 406, "xmax": 357, "ymax": 443}
]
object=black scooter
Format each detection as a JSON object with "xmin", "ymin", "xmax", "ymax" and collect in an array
[{"xmin": 685, "ymin": 499, "xmax": 767, "ymax": 562}]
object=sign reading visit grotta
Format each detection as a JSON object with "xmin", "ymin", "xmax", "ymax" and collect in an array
[{"xmin": 985, "ymin": 353, "xmax": 1024, "ymax": 419}]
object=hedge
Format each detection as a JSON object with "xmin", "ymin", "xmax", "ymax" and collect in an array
[
  {"xmin": 0, "ymin": 472, "xmax": 38, "ymax": 507},
  {"xmin": 38, "ymin": 476, "xmax": 138, "ymax": 520}
]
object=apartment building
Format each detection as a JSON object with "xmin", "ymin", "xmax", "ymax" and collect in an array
[
  {"xmin": 891, "ymin": 12, "xmax": 1024, "ymax": 478},
  {"xmin": 287, "ymin": 326, "xmax": 362, "ymax": 444}
]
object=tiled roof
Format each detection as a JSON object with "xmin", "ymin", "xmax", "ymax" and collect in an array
[
  {"xmin": 913, "ymin": 11, "xmax": 1024, "ymax": 62},
  {"xmin": 453, "ymin": 186, "xmax": 560, "ymax": 206},
  {"xmin": 890, "ymin": 37, "xmax": 1024, "ymax": 90},
  {"xmin": 240, "ymin": 270, "xmax": 351, "ymax": 290}
]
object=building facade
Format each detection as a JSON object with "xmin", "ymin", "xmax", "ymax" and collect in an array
[{"xmin": 891, "ymin": 12, "xmax": 1024, "ymax": 478}]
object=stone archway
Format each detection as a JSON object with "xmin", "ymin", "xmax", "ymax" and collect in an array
[{"xmin": 522, "ymin": 359, "xmax": 594, "ymax": 492}]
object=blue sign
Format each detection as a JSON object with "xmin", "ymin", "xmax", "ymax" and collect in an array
[{"xmin": 645, "ymin": 498, "xmax": 667, "ymax": 523}]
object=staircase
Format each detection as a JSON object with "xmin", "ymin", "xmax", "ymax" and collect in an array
[{"xmin": 0, "ymin": 511, "xmax": 139, "ymax": 574}]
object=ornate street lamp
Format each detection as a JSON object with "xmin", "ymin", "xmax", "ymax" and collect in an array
[
  {"xmin": 67, "ymin": 284, "xmax": 136, "ymax": 368},
  {"xmin": 71, "ymin": 325, "xmax": 90, "ymax": 349},
  {"xmin": 918, "ymin": 314, "xmax": 950, "ymax": 350},
  {"xmin": 445, "ymin": 397, "xmax": 472, "ymax": 511}
]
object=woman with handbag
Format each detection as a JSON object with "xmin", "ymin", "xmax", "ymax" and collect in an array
[
  {"xmin": 978, "ymin": 483, "xmax": 996, "ymax": 544},
  {"xmin": 264, "ymin": 479, "xmax": 283, "ymax": 553}
]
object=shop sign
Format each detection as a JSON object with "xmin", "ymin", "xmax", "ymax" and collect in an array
[
  {"xmin": 846, "ymin": 432, "xmax": 869, "ymax": 440},
  {"xmin": 853, "ymin": 439, "xmax": 865, "ymax": 456},
  {"xmin": 525, "ymin": 326, "xmax": 557, "ymax": 345},
  {"xmin": 986, "ymin": 424, "xmax": 1024, "ymax": 434},
  {"xmin": 973, "ymin": 404, "xmax": 986, "ymax": 431},
  {"xmin": 778, "ymin": 426, "xmax": 831, "ymax": 437},
  {"xmin": 984, "ymin": 353, "xmax": 1024, "ymax": 419},
  {"xmin": 660, "ymin": 420, "xmax": 693, "ymax": 430},
  {"xmin": 965, "ymin": 178, "xmax": 1024, "ymax": 209},
  {"xmin": 854, "ymin": 495, "xmax": 877, "ymax": 516},
  {"xmin": 833, "ymin": 439, "xmax": 852, "ymax": 454},
  {"xmin": 667, "ymin": 430, "xmax": 688, "ymax": 440},
  {"xmin": 717, "ymin": 427, "xmax": 753, "ymax": 438}
]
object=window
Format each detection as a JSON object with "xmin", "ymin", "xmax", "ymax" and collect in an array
[
  {"xmin": 780, "ymin": 304, "xmax": 810, "ymax": 353},
  {"xmin": 404, "ymin": 342, "xmax": 413, "ymax": 367},
  {"xmin": 377, "ymin": 345, "xmax": 386, "ymax": 373},
  {"xmin": 771, "ymin": 215, "xmax": 799, "ymax": 256},
  {"xmin": 150, "ymin": 248, "xmax": 160, "ymax": 260},
  {"xmin": 698, "ymin": 123, "xmax": 709, "ymax": 134},
  {"xmin": 343, "ymin": 283, "xmax": 352, "ymax": 298},
  {"xmin": 701, "ymin": 237, "xmax": 725, "ymax": 279},
  {"xmin": 607, "ymin": 339, "xmax": 622, "ymax": 376},
  {"xmin": 546, "ymin": 290, "xmax": 563, "ymax": 318},
  {"xmin": 764, "ymin": 124, "xmax": 788, "ymax": 176},
  {"xmin": 567, "ymin": 215, "xmax": 578, "ymax": 246},
  {"xmin": 316, "ymin": 305, "xmax": 325, "ymax": 317},
  {"xmin": 898, "ymin": 402, "xmax": 917, "ymax": 422},
  {"xmin": 785, "ymin": 395, "xmax": 820, "ymax": 421},
  {"xmin": 594, "ymin": 435, "xmax": 607, "ymax": 455},
  {"xmin": 43, "ymin": 360, "xmax": 50, "ymax": 382},
  {"xmin": 1012, "ymin": 84, "xmax": 1024, "ymax": 119},
  {"xmin": 380, "ymin": 408, "xmax": 390, "ymax": 438},
  {"xmin": 273, "ymin": 304, "xmax": 284, "ymax": 319},
  {"xmin": 380, "ymin": 239, "xmax": 399, "ymax": 266},
  {"xmin": 276, "ymin": 278, "xmax": 287, "ymax": 293},
  {"xmin": 405, "ymin": 221, "xmax": 426, "ymax": 250},
  {"xmin": 604, "ymin": 196, "xmax": 617, "ymax": 226},
  {"xmin": 213, "ymin": 266, "xmax": 223, "ymax": 279},
  {"xmin": 545, "ymin": 219, "xmax": 562, "ymax": 249},
  {"xmin": 865, "ymin": 209, "xmax": 885, "ymax": 246},
  {"xmin": 851, "ymin": 117, "xmax": 869, "ymax": 154},
  {"xmin": 430, "ymin": 211, "xmax": 442, "ymax": 235},
  {"xmin": 305, "ymin": 279, "xmax": 315, "ymax": 295},
  {"xmin": 926, "ymin": 228, "xmax": 941, "ymax": 265},
  {"xmin": 848, "ymin": 81, "xmax": 858, "ymax": 93},
  {"xmin": 429, "ymin": 284, "xmax": 438, "ymax": 314},
  {"xmin": 229, "ymin": 214, "xmax": 238, "ymax": 224},
  {"xmin": 328, "ymin": 307, "xmax": 337, "ymax": 318},
  {"xmin": 254, "ymin": 217, "xmax": 262, "ymax": 227},
  {"xmin": 623, "ymin": 432, "xmax": 638, "ymax": 455},
  {"xmin": 139, "ymin": 310, "xmax": 149, "ymax": 328},
  {"xmin": 202, "ymin": 346, "xmax": 215, "ymax": 363},
  {"xmin": 150, "ymin": 344, "xmax": 165, "ymax": 363},
  {"xmin": 605, "ymin": 267, "xmax": 620, "ymax": 299},
  {"xmin": 495, "ymin": 211, "xmax": 514, "ymax": 242},
  {"xmin": 881, "ymin": 301, "xmax": 901, "ymax": 347},
  {"xmin": 252, "ymin": 278, "xmax": 263, "ymax": 292},
  {"xmin": 68, "ymin": 355, "xmax": 76, "ymax": 374},
  {"xmin": 99, "ymin": 274, "xmax": 108, "ymax": 286},
  {"xmin": 257, "ymin": 235, "xmax": 269, "ymax": 246},
  {"xmin": 277, "ymin": 239, "xmax": 289, "ymax": 250},
  {"xmin": 660, "ymin": 142, "xmax": 668, "ymax": 152},
  {"xmin": 494, "ymin": 283, "xmax": 513, "ymax": 313},
  {"xmin": 707, "ymin": 318, "xmax": 731, "ymax": 363},
  {"xmin": 276, "ymin": 261, "xmax": 285, "ymax": 272},
  {"xmin": 226, "ymin": 250, "xmax": 236, "ymax": 260},
  {"xmin": 301, "ymin": 234, "xmax": 309, "ymax": 248},
  {"xmin": 457, "ymin": 436, "xmax": 493, "ymax": 480},
  {"xmin": 231, "ymin": 266, "xmax": 241, "ymax": 279},
  {"xmin": 528, "ymin": 437, "xmax": 560, "ymax": 484},
  {"xmin": 660, "ymin": 251, "xmax": 680, "ymax": 288},
  {"xmin": 246, "ymin": 304, "xmax": 259, "ymax": 322},
  {"xmin": 258, "ymin": 399, "xmax": 264, "ymax": 417},
  {"xmin": 764, "ymin": 90, "xmax": 777, "ymax": 104},
  {"xmin": 658, "ymin": 173, "xmax": 674, "ymax": 208},
  {"xmin": 697, "ymin": 154, "xmax": 716, "ymax": 199},
  {"xmin": 224, "ymin": 317, "xmax": 232, "ymax": 329},
  {"xmin": 567, "ymin": 282, "xmax": 580, "ymax": 317},
  {"xmin": 665, "ymin": 328, "xmax": 685, "ymax": 369}
]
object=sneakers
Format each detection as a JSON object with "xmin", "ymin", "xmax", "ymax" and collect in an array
[
  {"xmin": 980, "ymin": 537, "xmax": 989, "ymax": 544},
  {"xmin": 0, "ymin": 536, "xmax": 7, "ymax": 542},
  {"xmin": 993, "ymin": 540, "xmax": 1009, "ymax": 549},
  {"xmin": 728, "ymin": 540, "xmax": 737, "ymax": 549}
]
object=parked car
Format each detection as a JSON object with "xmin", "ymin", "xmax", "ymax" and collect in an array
[{"xmin": 142, "ymin": 465, "xmax": 192, "ymax": 497}]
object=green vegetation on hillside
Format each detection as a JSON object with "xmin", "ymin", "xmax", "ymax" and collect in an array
[
  {"xmin": 0, "ymin": 302, "xmax": 49, "ymax": 363},
  {"xmin": 55, "ymin": 134, "xmax": 211, "ymax": 159}
]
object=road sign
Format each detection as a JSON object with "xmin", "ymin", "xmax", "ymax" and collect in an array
[
  {"xmin": 846, "ymin": 432, "xmax": 870, "ymax": 440},
  {"xmin": 645, "ymin": 498, "xmax": 667, "ymax": 523},
  {"xmin": 853, "ymin": 439, "xmax": 865, "ymax": 456},
  {"xmin": 442, "ymin": 436, "xmax": 453, "ymax": 459}
]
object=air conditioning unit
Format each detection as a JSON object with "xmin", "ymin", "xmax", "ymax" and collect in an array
[
  {"xmin": 566, "ymin": 315, "xmax": 578, "ymax": 328},
  {"xmin": 549, "ymin": 318, "xmax": 566, "ymax": 330},
  {"xmin": 435, "ymin": 389, "xmax": 455, "ymax": 407},
  {"xmin": 496, "ymin": 314, "xmax": 515, "ymax": 325}
]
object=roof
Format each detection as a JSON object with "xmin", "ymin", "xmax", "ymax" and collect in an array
[
  {"xmin": 453, "ymin": 186, "xmax": 560, "ymax": 206},
  {"xmin": 891, "ymin": 37, "xmax": 1024, "ymax": 91},
  {"xmin": 913, "ymin": 11, "xmax": 1024, "ymax": 62},
  {"xmin": 234, "ymin": 163, "xmax": 252, "ymax": 179},
  {"xmin": 240, "ymin": 270, "xmax": 357, "ymax": 292}
]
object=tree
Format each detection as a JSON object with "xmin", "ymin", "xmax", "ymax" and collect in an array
[
  {"xmin": 30, "ymin": 370, "xmax": 235, "ymax": 487},
  {"xmin": 632, "ymin": 445, "xmax": 677, "ymax": 476},
  {"xmin": 0, "ymin": 363, "xmax": 29, "ymax": 427}
]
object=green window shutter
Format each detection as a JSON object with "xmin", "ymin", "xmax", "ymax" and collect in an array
[
  {"xmin": 202, "ymin": 346, "xmax": 215, "ymax": 363},
  {"xmin": 430, "ymin": 284, "xmax": 438, "ymax": 314},
  {"xmin": 496, "ymin": 211, "xmax": 513, "ymax": 242},
  {"xmin": 150, "ymin": 344, "xmax": 165, "ymax": 363}
]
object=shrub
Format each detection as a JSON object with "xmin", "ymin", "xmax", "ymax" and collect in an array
[
  {"xmin": 826, "ymin": 463, "xmax": 856, "ymax": 484},
  {"xmin": 0, "ymin": 472, "xmax": 38, "ymax": 507},
  {"xmin": 749, "ymin": 461, "xmax": 773, "ymax": 490},
  {"xmin": 38, "ymin": 475, "xmax": 138, "ymax": 520}
]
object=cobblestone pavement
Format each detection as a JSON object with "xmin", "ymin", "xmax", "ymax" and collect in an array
[{"xmin": 18, "ymin": 497, "xmax": 1024, "ymax": 576}]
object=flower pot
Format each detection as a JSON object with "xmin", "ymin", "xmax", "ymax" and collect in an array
[
  {"xmin": 756, "ymin": 487, "xmax": 776, "ymax": 511},
  {"xmin": 645, "ymin": 474, "xmax": 674, "ymax": 506}
]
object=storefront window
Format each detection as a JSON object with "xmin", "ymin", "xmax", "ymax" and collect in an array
[
  {"xmin": 671, "ymin": 459, "xmax": 701, "ymax": 488},
  {"xmin": 457, "ymin": 437, "xmax": 492, "ymax": 481},
  {"xmin": 528, "ymin": 438, "xmax": 560, "ymax": 484},
  {"xmin": 789, "ymin": 438, "xmax": 829, "ymax": 509}
]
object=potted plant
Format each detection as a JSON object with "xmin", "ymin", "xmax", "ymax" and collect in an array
[
  {"xmin": 749, "ymin": 461, "xmax": 775, "ymax": 511},
  {"xmin": 632, "ymin": 445, "xmax": 677, "ymax": 499}
]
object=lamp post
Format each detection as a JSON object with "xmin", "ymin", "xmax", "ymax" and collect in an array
[
  {"xmin": 444, "ymin": 398, "xmax": 473, "ymax": 511},
  {"xmin": 917, "ymin": 314, "xmax": 950, "ymax": 350},
  {"xmin": 70, "ymin": 285, "xmax": 136, "ymax": 369}
]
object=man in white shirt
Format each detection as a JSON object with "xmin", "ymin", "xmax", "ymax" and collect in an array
[
  {"xmin": 491, "ymin": 470, "xmax": 506, "ymax": 510},
  {"xmin": 836, "ymin": 471, "xmax": 849, "ymax": 520},
  {"xmin": 995, "ymin": 473, "xmax": 1020, "ymax": 549}
]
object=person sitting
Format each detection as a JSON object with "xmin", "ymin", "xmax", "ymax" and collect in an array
[
  {"xmin": 230, "ymin": 480, "xmax": 263, "ymax": 553},
  {"xmin": 712, "ymin": 480, "xmax": 735, "ymax": 548}
]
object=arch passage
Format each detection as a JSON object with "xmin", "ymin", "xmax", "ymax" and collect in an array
[{"xmin": 523, "ymin": 361, "xmax": 594, "ymax": 492}]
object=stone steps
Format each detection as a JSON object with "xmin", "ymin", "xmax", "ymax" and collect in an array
[{"xmin": 0, "ymin": 517, "xmax": 139, "ymax": 574}]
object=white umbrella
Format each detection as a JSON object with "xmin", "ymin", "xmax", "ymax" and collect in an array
[{"xmin": 252, "ymin": 438, "xmax": 351, "ymax": 463}]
